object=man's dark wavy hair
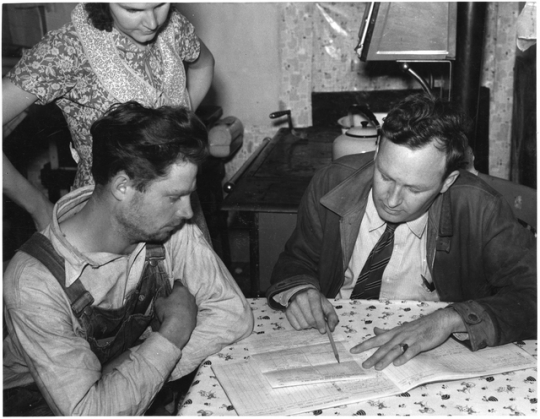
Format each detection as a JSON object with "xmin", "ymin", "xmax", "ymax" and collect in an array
[
  {"xmin": 91, "ymin": 101, "xmax": 208, "ymax": 191},
  {"xmin": 381, "ymin": 93, "xmax": 471, "ymax": 178},
  {"xmin": 84, "ymin": 3, "xmax": 114, "ymax": 31}
]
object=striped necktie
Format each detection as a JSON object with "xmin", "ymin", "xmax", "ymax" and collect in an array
[{"xmin": 350, "ymin": 222, "xmax": 399, "ymax": 299}]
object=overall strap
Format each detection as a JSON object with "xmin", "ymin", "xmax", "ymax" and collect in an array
[
  {"xmin": 18, "ymin": 233, "xmax": 94, "ymax": 316},
  {"xmin": 145, "ymin": 243, "xmax": 166, "ymax": 265},
  {"xmin": 18, "ymin": 235, "xmax": 168, "ymax": 316}
]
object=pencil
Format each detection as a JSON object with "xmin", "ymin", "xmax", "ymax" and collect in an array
[{"xmin": 325, "ymin": 322, "xmax": 340, "ymax": 363}]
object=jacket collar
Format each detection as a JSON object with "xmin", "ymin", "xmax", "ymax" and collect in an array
[{"xmin": 320, "ymin": 159, "xmax": 375, "ymax": 217}]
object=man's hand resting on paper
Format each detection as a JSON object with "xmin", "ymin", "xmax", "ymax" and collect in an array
[
  {"xmin": 286, "ymin": 288, "xmax": 339, "ymax": 333},
  {"xmin": 350, "ymin": 307, "xmax": 465, "ymax": 370},
  {"xmin": 155, "ymin": 280, "xmax": 198, "ymax": 349}
]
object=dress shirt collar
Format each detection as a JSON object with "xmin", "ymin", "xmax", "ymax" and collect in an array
[
  {"xmin": 365, "ymin": 192, "xmax": 428, "ymax": 239},
  {"xmin": 49, "ymin": 186, "xmax": 145, "ymax": 287}
]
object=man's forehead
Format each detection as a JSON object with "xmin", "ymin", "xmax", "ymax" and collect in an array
[
  {"xmin": 145, "ymin": 161, "xmax": 198, "ymax": 191},
  {"xmin": 377, "ymin": 139, "xmax": 447, "ymax": 184}
]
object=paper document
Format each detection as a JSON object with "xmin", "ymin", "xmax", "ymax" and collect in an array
[
  {"xmin": 252, "ymin": 341, "xmax": 374, "ymax": 387},
  {"xmin": 213, "ymin": 329, "xmax": 537, "ymax": 416}
]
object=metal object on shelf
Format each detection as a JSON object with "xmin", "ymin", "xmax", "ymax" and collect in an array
[
  {"xmin": 208, "ymin": 116, "xmax": 244, "ymax": 158},
  {"xmin": 269, "ymin": 110, "xmax": 306, "ymax": 138},
  {"xmin": 269, "ymin": 110, "xmax": 293, "ymax": 130}
]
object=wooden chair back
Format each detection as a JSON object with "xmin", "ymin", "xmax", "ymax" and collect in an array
[{"xmin": 478, "ymin": 173, "xmax": 537, "ymax": 232}]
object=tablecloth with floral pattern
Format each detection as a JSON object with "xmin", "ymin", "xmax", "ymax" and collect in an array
[{"xmin": 178, "ymin": 299, "xmax": 537, "ymax": 416}]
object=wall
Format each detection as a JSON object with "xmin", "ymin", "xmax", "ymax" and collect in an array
[
  {"xmin": 175, "ymin": 3, "xmax": 282, "ymax": 179},
  {"xmin": 43, "ymin": 3, "xmax": 76, "ymax": 32}
]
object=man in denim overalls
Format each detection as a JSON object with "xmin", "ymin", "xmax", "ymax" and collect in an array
[{"xmin": 3, "ymin": 101, "xmax": 254, "ymax": 415}]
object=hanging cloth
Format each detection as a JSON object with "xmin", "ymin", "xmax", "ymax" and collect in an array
[{"xmin": 72, "ymin": 3, "xmax": 190, "ymax": 109}]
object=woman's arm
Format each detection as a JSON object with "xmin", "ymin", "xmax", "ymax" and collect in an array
[
  {"xmin": 3, "ymin": 79, "xmax": 54, "ymax": 230},
  {"xmin": 3, "ymin": 78, "xmax": 38, "ymax": 124},
  {"xmin": 185, "ymin": 39, "xmax": 214, "ymax": 110}
]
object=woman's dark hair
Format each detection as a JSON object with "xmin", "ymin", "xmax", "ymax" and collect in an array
[
  {"xmin": 381, "ymin": 93, "xmax": 471, "ymax": 178},
  {"xmin": 91, "ymin": 101, "xmax": 208, "ymax": 191},
  {"xmin": 84, "ymin": 3, "xmax": 174, "ymax": 32},
  {"xmin": 84, "ymin": 3, "xmax": 114, "ymax": 32}
]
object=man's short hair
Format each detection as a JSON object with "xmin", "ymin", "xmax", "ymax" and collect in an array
[
  {"xmin": 91, "ymin": 101, "xmax": 208, "ymax": 191},
  {"xmin": 381, "ymin": 93, "xmax": 471, "ymax": 177}
]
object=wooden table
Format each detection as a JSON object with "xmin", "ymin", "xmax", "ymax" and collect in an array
[
  {"xmin": 222, "ymin": 127, "xmax": 340, "ymax": 296},
  {"xmin": 178, "ymin": 299, "xmax": 537, "ymax": 416}
]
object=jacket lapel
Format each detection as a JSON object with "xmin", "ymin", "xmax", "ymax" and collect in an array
[{"xmin": 320, "ymin": 161, "xmax": 374, "ymax": 271}]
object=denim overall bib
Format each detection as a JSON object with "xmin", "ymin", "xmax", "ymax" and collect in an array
[{"xmin": 4, "ymin": 233, "xmax": 172, "ymax": 416}]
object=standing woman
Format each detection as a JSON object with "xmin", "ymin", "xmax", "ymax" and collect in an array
[{"xmin": 3, "ymin": 3, "xmax": 214, "ymax": 231}]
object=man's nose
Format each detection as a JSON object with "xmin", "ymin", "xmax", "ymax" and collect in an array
[
  {"xmin": 176, "ymin": 196, "xmax": 193, "ymax": 220},
  {"xmin": 387, "ymin": 185, "xmax": 402, "ymax": 208}
]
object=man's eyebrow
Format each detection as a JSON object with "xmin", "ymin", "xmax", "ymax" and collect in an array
[
  {"xmin": 378, "ymin": 164, "xmax": 430, "ymax": 190},
  {"xmin": 167, "ymin": 187, "xmax": 197, "ymax": 195}
]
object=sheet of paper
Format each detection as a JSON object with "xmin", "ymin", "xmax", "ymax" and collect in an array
[
  {"xmin": 243, "ymin": 328, "xmax": 340, "ymax": 354},
  {"xmin": 252, "ymin": 342, "xmax": 374, "ymax": 387},
  {"xmin": 383, "ymin": 338, "xmax": 538, "ymax": 391},
  {"xmin": 213, "ymin": 360, "xmax": 399, "ymax": 416}
]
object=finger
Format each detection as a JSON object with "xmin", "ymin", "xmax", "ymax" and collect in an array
[
  {"xmin": 361, "ymin": 340, "xmax": 402, "ymax": 370},
  {"xmin": 306, "ymin": 291, "xmax": 326, "ymax": 333},
  {"xmin": 291, "ymin": 291, "xmax": 318, "ymax": 327},
  {"xmin": 285, "ymin": 309, "xmax": 303, "ymax": 330},
  {"xmin": 286, "ymin": 301, "xmax": 310, "ymax": 330},
  {"xmin": 374, "ymin": 342, "xmax": 416, "ymax": 370},
  {"xmin": 373, "ymin": 326, "xmax": 390, "ymax": 335},
  {"xmin": 392, "ymin": 344, "xmax": 415, "ymax": 367},
  {"xmin": 321, "ymin": 299, "xmax": 339, "ymax": 331},
  {"xmin": 370, "ymin": 343, "xmax": 405, "ymax": 370},
  {"xmin": 350, "ymin": 328, "xmax": 393, "ymax": 354}
]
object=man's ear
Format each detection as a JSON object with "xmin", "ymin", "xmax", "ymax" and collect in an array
[
  {"xmin": 110, "ymin": 171, "xmax": 131, "ymax": 201},
  {"xmin": 440, "ymin": 170, "xmax": 460, "ymax": 194}
]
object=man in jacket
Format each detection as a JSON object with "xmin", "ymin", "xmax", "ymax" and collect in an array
[
  {"xmin": 3, "ymin": 102, "xmax": 253, "ymax": 415},
  {"xmin": 266, "ymin": 93, "xmax": 536, "ymax": 371}
]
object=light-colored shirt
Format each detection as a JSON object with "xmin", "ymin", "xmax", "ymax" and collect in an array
[
  {"xmin": 340, "ymin": 191, "xmax": 438, "ymax": 301},
  {"xmin": 274, "ymin": 190, "xmax": 439, "ymax": 306},
  {"xmin": 3, "ymin": 186, "xmax": 253, "ymax": 415}
]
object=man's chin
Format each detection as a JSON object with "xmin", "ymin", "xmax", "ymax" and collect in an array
[
  {"xmin": 376, "ymin": 207, "xmax": 404, "ymax": 223},
  {"xmin": 138, "ymin": 222, "xmax": 186, "ymax": 244},
  {"xmin": 145, "ymin": 228, "xmax": 176, "ymax": 244}
]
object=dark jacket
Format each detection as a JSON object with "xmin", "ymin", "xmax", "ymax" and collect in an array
[{"xmin": 267, "ymin": 152, "xmax": 536, "ymax": 351}]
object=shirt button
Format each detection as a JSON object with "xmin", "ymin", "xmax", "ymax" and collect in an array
[{"xmin": 139, "ymin": 295, "xmax": 146, "ymax": 302}]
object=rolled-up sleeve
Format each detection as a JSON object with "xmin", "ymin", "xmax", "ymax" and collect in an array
[{"xmin": 166, "ymin": 224, "xmax": 254, "ymax": 380}]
